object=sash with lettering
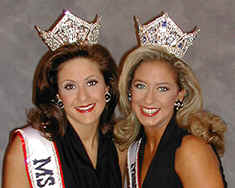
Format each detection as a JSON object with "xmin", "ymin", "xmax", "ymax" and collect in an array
[
  {"xmin": 16, "ymin": 127, "xmax": 65, "ymax": 188},
  {"xmin": 126, "ymin": 138, "xmax": 142, "ymax": 188}
]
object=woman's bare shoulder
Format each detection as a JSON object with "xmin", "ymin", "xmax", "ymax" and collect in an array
[
  {"xmin": 175, "ymin": 135, "xmax": 219, "ymax": 169},
  {"xmin": 175, "ymin": 135, "xmax": 224, "ymax": 188},
  {"xmin": 2, "ymin": 133, "xmax": 30, "ymax": 188}
]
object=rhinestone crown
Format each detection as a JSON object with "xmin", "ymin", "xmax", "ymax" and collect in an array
[
  {"xmin": 135, "ymin": 12, "xmax": 200, "ymax": 58},
  {"xmin": 35, "ymin": 10, "xmax": 101, "ymax": 51}
]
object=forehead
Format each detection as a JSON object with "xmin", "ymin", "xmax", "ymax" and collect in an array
[
  {"xmin": 58, "ymin": 57, "xmax": 102, "ymax": 79},
  {"xmin": 133, "ymin": 60, "xmax": 177, "ymax": 82}
]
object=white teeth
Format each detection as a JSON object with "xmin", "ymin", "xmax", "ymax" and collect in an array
[
  {"xmin": 77, "ymin": 104, "xmax": 94, "ymax": 111},
  {"xmin": 142, "ymin": 107, "xmax": 159, "ymax": 114}
]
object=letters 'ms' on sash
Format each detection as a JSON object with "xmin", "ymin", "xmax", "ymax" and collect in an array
[
  {"xmin": 16, "ymin": 127, "xmax": 65, "ymax": 188},
  {"xmin": 126, "ymin": 138, "xmax": 142, "ymax": 188}
]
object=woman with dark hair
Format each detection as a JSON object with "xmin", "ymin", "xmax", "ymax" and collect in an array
[
  {"xmin": 3, "ymin": 10, "xmax": 122, "ymax": 188},
  {"xmin": 114, "ymin": 12, "xmax": 227, "ymax": 188}
]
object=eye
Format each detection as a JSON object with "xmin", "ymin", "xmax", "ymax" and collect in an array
[
  {"xmin": 87, "ymin": 80, "xmax": 98, "ymax": 87},
  {"xmin": 158, "ymin": 86, "xmax": 169, "ymax": 92},
  {"xmin": 134, "ymin": 83, "xmax": 146, "ymax": 89},
  {"xmin": 64, "ymin": 83, "xmax": 76, "ymax": 90}
]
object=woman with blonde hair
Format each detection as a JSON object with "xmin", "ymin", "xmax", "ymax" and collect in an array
[{"xmin": 114, "ymin": 12, "xmax": 227, "ymax": 187}]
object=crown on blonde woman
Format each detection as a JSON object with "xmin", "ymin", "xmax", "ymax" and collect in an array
[
  {"xmin": 135, "ymin": 12, "xmax": 200, "ymax": 58},
  {"xmin": 35, "ymin": 10, "xmax": 101, "ymax": 51}
]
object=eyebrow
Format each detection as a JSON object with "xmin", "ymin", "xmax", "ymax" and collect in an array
[
  {"xmin": 57, "ymin": 80, "xmax": 75, "ymax": 88},
  {"xmin": 132, "ymin": 79, "xmax": 146, "ymax": 83},
  {"xmin": 85, "ymin": 75, "xmax": 98, "ymax": 81},
  {"xmin": 133, "ymin": 79, "xmax": 174, "ymax": 86},
  {"xmin": 59, "ymin": 75, "xmax": 99, "ymax": 83}
]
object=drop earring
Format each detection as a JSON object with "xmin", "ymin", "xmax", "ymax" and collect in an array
[
  {"xmin": 174, "ymin": 100, "xmax": 183, "ymax": 111},
  {"xmin": 51, "ymin": 94, "xmax": 64, "ymax": 110},
  {"xmin": 105, "ymin": 91, "xmax": 111, "ymax": 103},
  {"xmin": 128, "ymin": 92, "xmax": 132, "ymax": 101}
]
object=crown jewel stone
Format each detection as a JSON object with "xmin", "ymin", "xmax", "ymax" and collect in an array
[{"xmin": 135, "ymin": 12, "xmax": 199, "ymax": 58}]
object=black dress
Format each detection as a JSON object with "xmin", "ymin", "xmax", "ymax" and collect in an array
[
  {"xmin": 55, "ymin": 125, "xmax": 122, "ymax": 188},
  {"xmin": 138, "ymin": 116, "xmax": 227, "ymax": 188}
]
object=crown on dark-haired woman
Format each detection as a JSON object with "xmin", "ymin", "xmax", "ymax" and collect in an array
[
  {"xmin": 135, "ymin": 12, "xmax": 200, "ymax": 58},
  {"xmin": 35, "ymin": 9, "xmax": 101, "ymax": 51}
]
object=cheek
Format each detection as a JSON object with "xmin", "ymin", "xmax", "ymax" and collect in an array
[
  {"xmin": 96, "ymin": 92, "xmax": 106, "ymax": 102},
  {"xmin": 131, "ymin": 90, "xmax": 145, "ymax": 102},
  {"xmin": 61, "ymin": 97, "xmax": 73, "ymax": 107},
  {"xmin": 90, "ymin": 86, "xmax": 106, "ymax": 98},
  {"xmin": 86, "ymin": 87, "xmax": 107, "ymax": 105},
  {"xmin": 59, "ymin": 93, "xmax": 75, "ymax": 107},
  {"xmin": 163, "ymin": 94, "xmax": 178, "ymax": 107}
]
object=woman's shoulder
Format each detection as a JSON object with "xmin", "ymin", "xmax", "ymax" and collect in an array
[
  {"xmin": 175, "ymin": 135, "xmax": 224, "ymax": 187},
  {"xmin": 175, "ymin": 135, "xmax": 220, "ymax": 176},
  {"xmin": 2, "ymin": 128, "xmax": 30, "ymax": 187},
  {"xmin": 4, "ymin": 125, "xmax": 50, "ymax": 162},
  {"xmin": 176, "ymin": 135, "xmax": 215, "ymax": 161},
  {"xmin": 5, "ymin": 125, "xmax": 35, "ymax": 155},
  {"xmin": 5, "ymin": 131, "xmax": 24, "ymax": 157}
]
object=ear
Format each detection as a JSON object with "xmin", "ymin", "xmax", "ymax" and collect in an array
[
  {"xmin": 177, "ymin": 89, "xmax": 186, "ymax": 102},
  {"xmin": 105, "ymin": 86, "xmax": 110, "ymax": 93},
  {"xmin": 56, "ymin": 93, "xmax": 63, "ymax": 101},
  {"xmin": 56, "ymin": 94, "xmax": 60, "ymax": 99}
]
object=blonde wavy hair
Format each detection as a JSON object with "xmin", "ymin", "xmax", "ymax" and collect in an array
[{"xmin": 114, "ymin": 46, "xmax": 226, "ymax": 155}]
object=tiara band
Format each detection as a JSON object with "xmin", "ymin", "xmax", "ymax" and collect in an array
[
  {"xmin": 35, "ymin": 10, "xmax": 101, "ymax": 51},
  {"xmin": 135, "ymin": 12, "xmax": 200, "ymax": 58}
]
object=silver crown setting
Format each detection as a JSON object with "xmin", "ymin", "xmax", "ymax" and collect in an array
[
  {"xmin": 35, "ymin": 10, "xmax": 101, "ymax": 51},
  {"xmin": 135, "ymin": 12, "xmax": 200, "ymax": 58}
]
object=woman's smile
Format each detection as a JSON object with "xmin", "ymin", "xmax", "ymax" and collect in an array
[
  {"xmin": 140, "ymin": 106, "xmax": 160, "ymax": 117},
  {"xmin": 75, "ymin": 103, "xmax": 96, "ymax": 113}
]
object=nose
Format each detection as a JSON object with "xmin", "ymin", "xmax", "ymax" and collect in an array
[
  {"xmin": 144, "ymin": 88, "xmax": 154, "ymax": 105},
  {"xmin": 77, "ymin": 86, "xmax": 90, "ymax": 102}
]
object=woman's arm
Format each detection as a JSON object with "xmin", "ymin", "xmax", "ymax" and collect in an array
[
  {"xmin": 175, "ymin": 135, "xmax": 224, "ymax": 188},
  {"xmin": 2, "ymin": 134, "xmax": 30, "ymax": 188}
]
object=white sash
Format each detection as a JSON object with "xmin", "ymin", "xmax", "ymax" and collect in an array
[
  {"xmin": 16, "ymin": 127, "xmax": 65, "ymax": 188},
  {"xmin": 126, "ymin": 138, "xmax": 142, "ymax": 188}
]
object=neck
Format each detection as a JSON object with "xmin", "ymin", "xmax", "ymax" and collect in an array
[
  {"xmin": 70, "ymin": 121, "xmax": 100, "ymax": 168},
  {"xmin": 143, "ymin": 124, "xmax": 167, "ymax": 153},
  {"xmin": 71, "ymin": 121, "xmax": 100, "ymax": 148},
  {"xmin": 143, "ymin": 114, "xmax": 175, "ymax": 153}
]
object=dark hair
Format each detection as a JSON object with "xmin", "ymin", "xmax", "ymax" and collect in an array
[{"xmin": 27, "ymin": 43, "xmax": 119, "ymax": 139}]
